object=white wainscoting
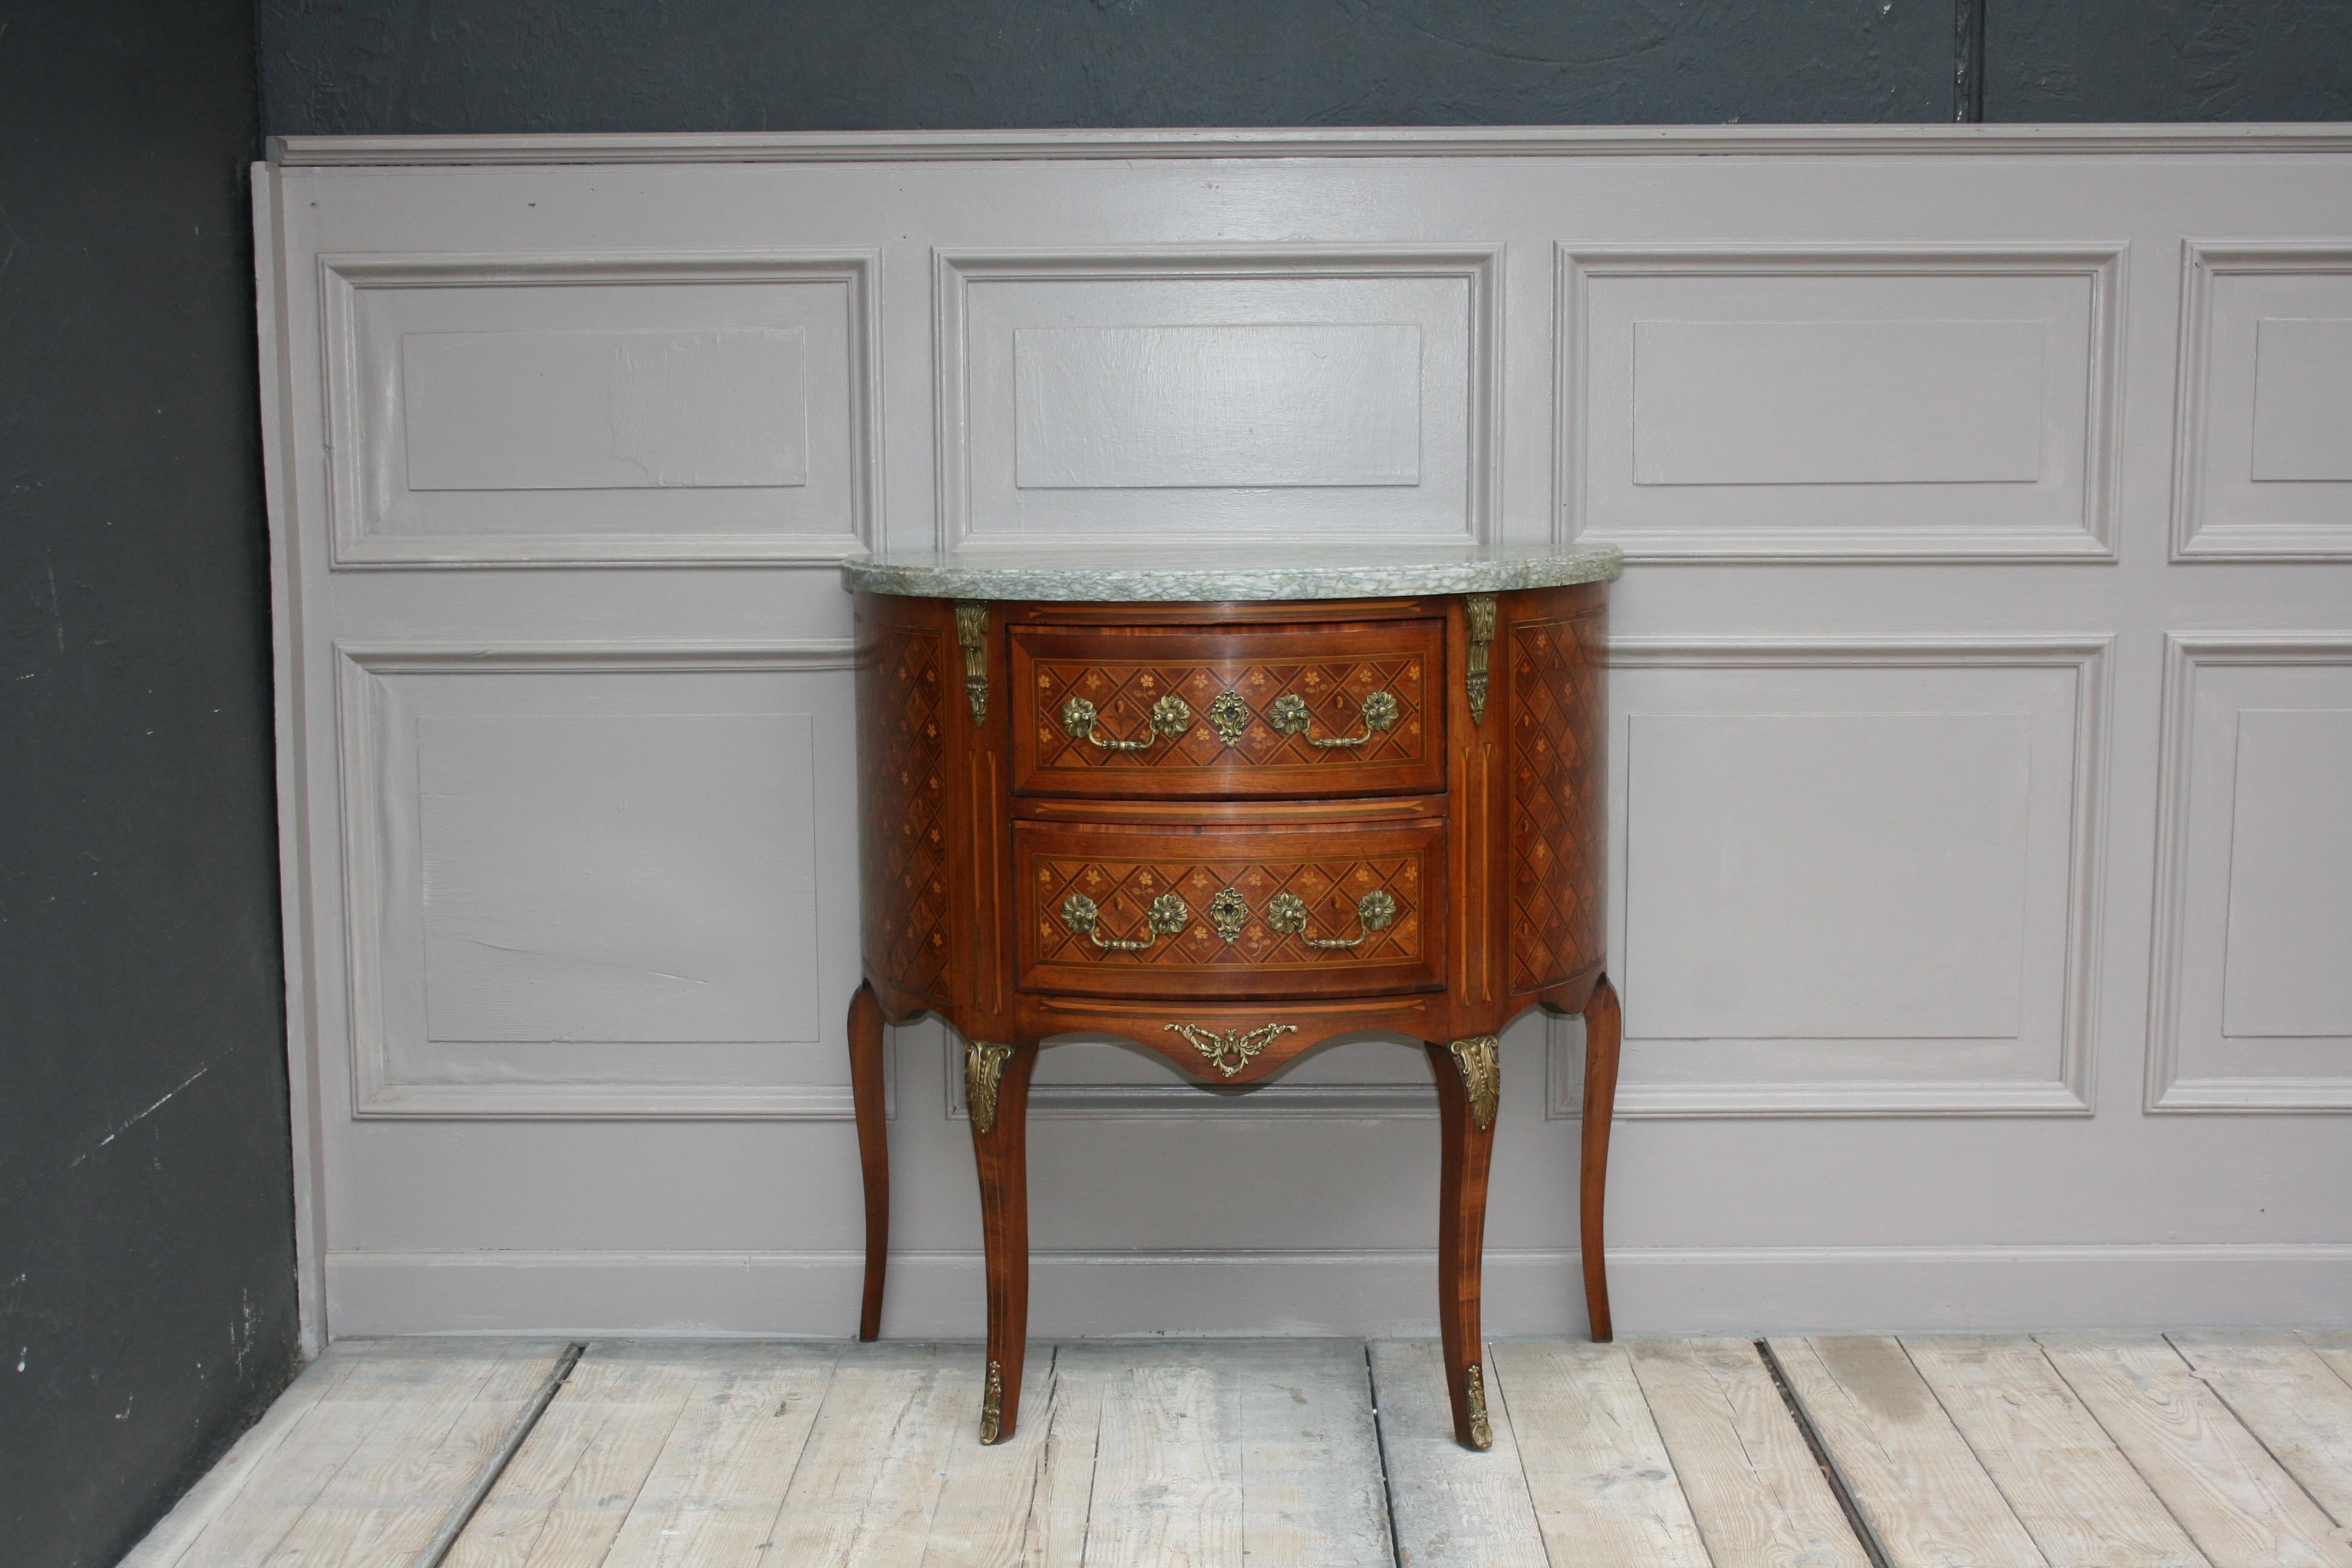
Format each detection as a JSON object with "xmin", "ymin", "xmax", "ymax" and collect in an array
[{"xmin": 256, "ymin": 126, "xmax": 2352, "ymax": 1350}]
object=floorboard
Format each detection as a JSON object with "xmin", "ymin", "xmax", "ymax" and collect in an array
[
  {"xmin": 1369, "ymin": 1339, "xmax": 1550, "ymax": 1568},
  {"xmin": 1902, "ymin": 1335, "xmax": 2206, "ymax": 1568},
  {"xmin": 2039, "ymin": 1335, "xmax": 2352, "ymax": 1568},
  {"xmin": 117, "ymin": 1331, "xmax": 2352, "ymax": 1568},
  {"xmin": 1630, "ymin": 1337, "xmax": 1873, "ymax": 1568},
  {"xmin": 1767, "ymin": 1334, "xmax": 2049, "ymax": 1568},
  {"xmin": 122, "ymin": 1339, "xmax": 567, "ymax": 1568},
  {"xmin": 1491, "ymin": 1338, "xmax": 1711, "ymax": 1568},
  {"xmin": 444, "ymin": 1342, "xmax": 708, "ymax": 1567},
  {"xmin": 593, "ymin": 1343, "xmax": 838, "ymax": 1567},
  {"xmin": 2171, "ymin": 1331, "xmax": 2352, "ymax": 1528}
]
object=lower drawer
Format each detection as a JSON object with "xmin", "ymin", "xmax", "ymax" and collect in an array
[{"xmin": 1013, "ymin": 817, "xmax": 1446, "ymax": 1000}]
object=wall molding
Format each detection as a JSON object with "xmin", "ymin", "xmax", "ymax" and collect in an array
[
  {"xmin": 333, "ymin": 639, "xmax": 871, "ymax": 1120},
  {"xmin": 322, "ymin": 1243, "xmax": 2352, "ymax": 1339},
  {"xmin": 1548, "ymin": 636, "xmax": 2111, "ymax": 1118},
  {"xmin": 319, "ymin": 249, "xmax": 881, "ymax": 569},
  {"xmin": 271, "ymin": 125, "xmax": 2352, "ymax": 168},
  {"xmin": 2147, "ymin": 632, "xmax": 2352, "ymax": 1112},
  {"xmin": 2170, "ymin": 242, "xmax": 2352, "ymax": 563},
  {"xmin": 1555, "ymin": 243, "xmax": 2125, "ymax": 563},
  {"xmin": 932, "ymin": 245, "xmax": 1501, "ymax": 552}
]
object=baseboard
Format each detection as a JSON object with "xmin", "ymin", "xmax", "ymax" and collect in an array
[{"xmin": 324, "ymin": 1243, "xmax": 2352, "ymax": 1340}]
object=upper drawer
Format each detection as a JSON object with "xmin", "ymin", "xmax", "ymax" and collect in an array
[{"xmin": 1008, "ymin": 618, "xmax": 1446, "ymax": 798}]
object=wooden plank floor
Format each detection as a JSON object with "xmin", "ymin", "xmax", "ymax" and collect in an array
[{"xmin": 126, "ymin": 1333, "xmax": 2352, "ymax": 1567}]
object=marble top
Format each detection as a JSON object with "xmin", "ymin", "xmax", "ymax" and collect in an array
[{"xmin": 840, "ymin": 543, "xmax": 1622, "ymax": 603}]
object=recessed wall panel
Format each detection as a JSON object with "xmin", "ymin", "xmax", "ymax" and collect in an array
[
  {"xmin": 1625, "ymin": 712, "xmax": 2031, "ymax": 1042},
  {"xmin": 2249, "ymin": 318, "xmax": 2352, "ymax": 482},
  {"xmin": 323, "ymin": 253, "xmax": 876, "ymax": 566},
  {"xmin": 2219, "ymin": 710, "xmax": 2352, "ymax": 1037},
  {"xmin": 1012, "ymin": 324, "xmax": 1423, "ymax": 490},
  {"xmin": 2152, "ymin": 638, "xmax": 2352, "ymax": 1109},
  {"xmin": 338, "ymin": 644, "xmax": 860, "ymax": 1117},
  {"xmin": 1555, "ymin": 640, "xmax": 2105, "ymax": 1117},
  {"xmin": 2176, "ymin": 247, "xmax": 2352, "ymax": 559},
  {"xmin": 415, "ymin": 713, "xmax": 815, "ymax": 1047},
  {"xmin": 1563, "ymin": 247, "xmax": 2119, "ymax": 560},
  {"xmin": 1630, "ymin": 319, "xmax": 2046, "ymax": 486},
  {"xmin": 401, "ymin": 328, "xmax": 810, "ymax": 492},
  {"xmin": 939, "ymin": 249, "xmax": 1495, "ymax": 546}
]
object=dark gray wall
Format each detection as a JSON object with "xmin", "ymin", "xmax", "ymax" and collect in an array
[
  {"xmin": 259, "ymin": 0, "xmax": 2350, "ymax": 136},
  {"xmin": 258, "ymin": 0, "xmax": 1959, "ymax": 132},
  {"xmin": 0, "ymin": 1, "xmax": 301, "ymax": 1564},
  {"xmin": 1990, "ymin": 0, "xmax": 2351, "ymax": 120}
]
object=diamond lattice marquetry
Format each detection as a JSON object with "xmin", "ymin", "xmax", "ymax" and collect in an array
[
  {"xmin": 1030, "ymin": 852, "xmax": 1425, "ymax": 970},
  {"xmin": 1030, "ymin": 656, "xmax": 1428, "ymax": 773},
  {"xmin": 859, "ymin": 623, "xmax": 952, "ymax": 999},
  {"xmin": 1508, "ymin": 614, "xmax": 1606, "ymax": 991}
]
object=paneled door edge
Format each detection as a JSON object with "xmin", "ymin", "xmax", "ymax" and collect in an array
[{"xmin": 256, "ymin": 165, "xmax": 330, "ymax": 1354}]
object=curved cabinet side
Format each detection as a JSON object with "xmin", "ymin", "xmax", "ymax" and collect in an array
[
  {"xmin": 1506, "ymin": 586, "xmax": 1610, "ymax": 998},
  {"xmin": 854, "ymin": 592, "xmax": 956, "ymax": 1011}
]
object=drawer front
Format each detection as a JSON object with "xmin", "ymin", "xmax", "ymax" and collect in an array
[
  {"xmin": 1014, "ymin": 819, "xmax": 1446, "ymax": 999},
  {"xmin": 1008, "ymin": 620, "xmax": 1445, "ymax": 799}
]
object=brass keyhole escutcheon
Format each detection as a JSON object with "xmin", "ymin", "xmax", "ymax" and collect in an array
[
  {"xmin": 1207, "ymin": 886, "xmax": 1249, "ymax": 942},
  {"xmin": 1206, "ymin": 690, "xmax": 1252, "ymax": 747}
]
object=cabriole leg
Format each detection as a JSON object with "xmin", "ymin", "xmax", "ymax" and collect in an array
[
  {"xmin": 1579, "ymin": 975, "xmax": 1622, "ymax": 1342},
  {"xmin": 965, "ymin": 1037, "xmax": 1036, "ymax": 1443},
  {"xmin": 1428, "ymin": 1034, "xmax": 1501, "ymax": 1451},
  {"xmin": 848, "ymin": 981, "xmax": 889, "ymax": 1342}
]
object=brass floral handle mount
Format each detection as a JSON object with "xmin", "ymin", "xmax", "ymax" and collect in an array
[
  {"xmin": 1267, "ymin": 690, "xmax": 1399, "ymax": 749},
  {"xmin": 1060, "ymin": 890, "xmax": 1190, "ymax": 950},
  {"xmin": 1061, "ymin": 692, "xmax": 1193, "ymax": 751},
  {"xmin": 1265, "ymin": 888, "xmax": 1398, "ymax": 949}
]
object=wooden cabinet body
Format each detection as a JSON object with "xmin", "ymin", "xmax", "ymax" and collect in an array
[{"xmin": 846, "ymin": 583, "xmax": 1619, "ymax": 1451}]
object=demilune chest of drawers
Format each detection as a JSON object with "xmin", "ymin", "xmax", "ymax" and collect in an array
[{"xmin": 839, "ymin": 544, "xmax": 1622, "ymax": 1452}]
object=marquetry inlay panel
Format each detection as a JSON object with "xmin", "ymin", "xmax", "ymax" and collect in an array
[
  {"xmin": 1508, "ymin": 609, "xmax": 1608, "ymax": 993},
  {"xmin": 1014, "ymin": 823, "xmax": 1443, "ymax": 998},
  {"xmin": 857, "ymin": 618, "xmax": 953, "ymax": 1002},
  {"xmin": 1009, "ymin": 619, "xmax": 1445, "ymax": 799}
]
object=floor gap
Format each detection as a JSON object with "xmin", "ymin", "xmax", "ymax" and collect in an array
[
  {"xmin": 1756, "ymin": 1338, "xmax": 1894, "ymax": 1568},
  {"xmin": 407, "ymin": 1341, "xmax": 586, "ymax": 1568},
  {"xmin": 1363, "ymin": 1343, "xmax": 1408, "ymax": 1568}
]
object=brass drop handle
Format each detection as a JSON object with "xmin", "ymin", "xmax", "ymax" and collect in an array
[
  {"xmin": 1060, "ymin": 891, "xmax": 1189, "ymax": 951},
  {"xmin": 1061, "ymin": 693, "xmax": 1194, "ymax": 751},
  {"xmin": 1265, "ymin": 889, "xmax": 1398, "ymax": 949},
  {"xmin": 1266, "ymin": 690, "xmax": 1399, "ymax": 749}
]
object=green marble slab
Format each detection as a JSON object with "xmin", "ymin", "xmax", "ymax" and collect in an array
[{"xmin": 841, "ymin": 542, "xmax": 1622, "ymax": 602}]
